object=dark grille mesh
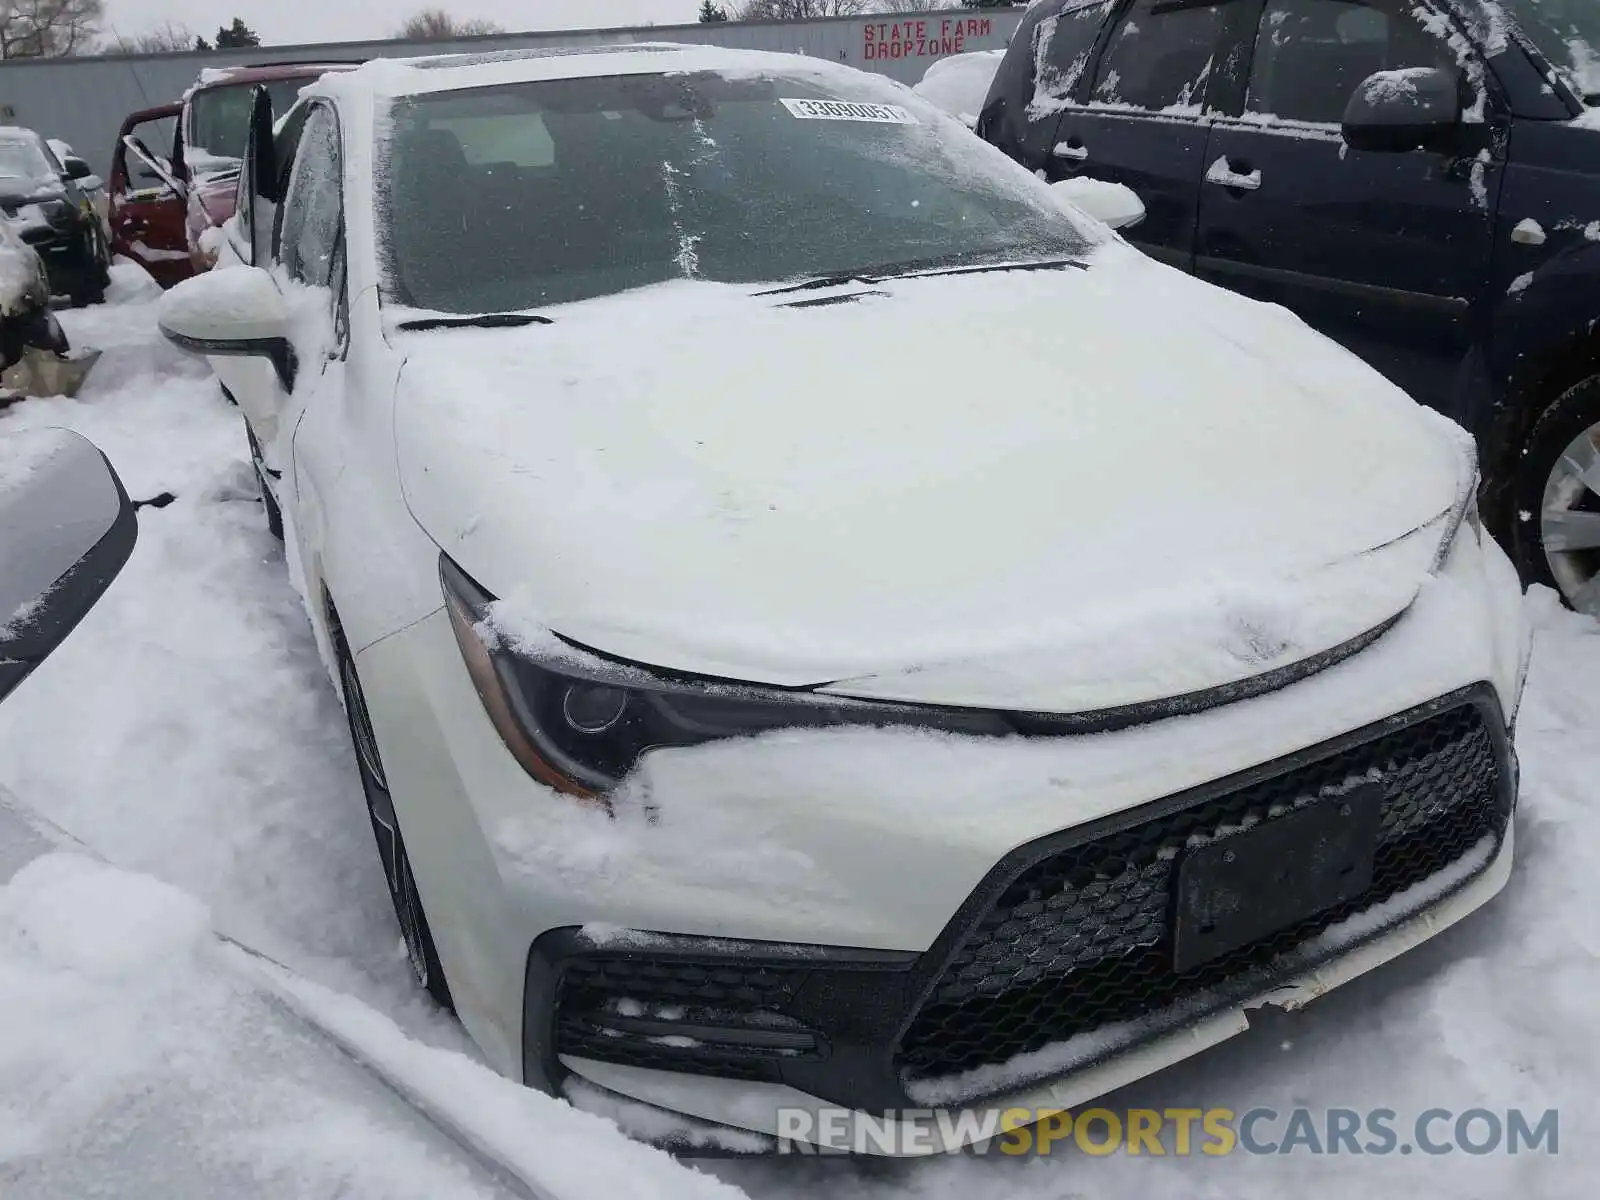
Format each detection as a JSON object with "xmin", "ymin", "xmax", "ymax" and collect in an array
[
  {"xmin": 896, "ymin": 703, "xmax": 1505, "ymax": 1084},
  {"xmin": 554, "ymin": 955, "xmax": 814, "ymax": 1080}
]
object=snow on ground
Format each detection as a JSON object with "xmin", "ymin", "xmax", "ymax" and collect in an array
[
  {"xmin": 1, "ymin": 263, "xmax": 1598, "ymax": 1197},
  {"xmin": 0, "ymin": 265, "xmax": 450, "ymax": 1043}
]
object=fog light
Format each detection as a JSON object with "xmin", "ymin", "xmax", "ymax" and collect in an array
[{"xmin": 562, "ymin": 684, "xmax": 627, "ymax": 733}]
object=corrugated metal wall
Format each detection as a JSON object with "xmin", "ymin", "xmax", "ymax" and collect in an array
[{"xmin": 0, "ymin": 8, "xmax": 1024, "ymax": 179}]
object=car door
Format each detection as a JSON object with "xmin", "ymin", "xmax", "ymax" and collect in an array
[
  {"xmin": 981, "ymin": 0, "xmax": 1116, "ymax": 171},
  {"xmin": 1049, "ymin": 0, "xmax": 1253, "ymax": 269},
  {"xmin": 1194, "ymin": 0, "xmax": 1499, "ymax": 414},
  {"xmin": 107, "ymin": 104, "xmax": 189, "ymax": 288}
]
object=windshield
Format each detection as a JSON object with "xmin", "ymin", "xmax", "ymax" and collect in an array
[
  {"xmin": 0, "ymin": 135, "xmax": 55, "ymax": 181},
  {"xmin": 188, "ymin": 79, "xmax": 319, "ymax": 163},
  {"xmin": 377, "ymin": 69, "xmax": 1097, "ymax": 312},
  {"xmin": 1501, "ymin": 0, "xmax": 1600, "ymax": 99}
]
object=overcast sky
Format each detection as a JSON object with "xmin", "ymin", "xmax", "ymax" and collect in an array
[{"xmin": 103, "ymin": 0, "xmax": 705, "ymax": 49}]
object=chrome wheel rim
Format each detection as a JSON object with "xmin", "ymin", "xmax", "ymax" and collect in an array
[{"xmin": 1541, "ymin": 421, "xmax": 1600, "ymax": 616}]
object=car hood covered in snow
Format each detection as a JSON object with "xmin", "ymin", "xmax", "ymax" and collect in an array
[{"xmin": 392, "ymin": 245, "xmax": 1471, "ymax": 713}]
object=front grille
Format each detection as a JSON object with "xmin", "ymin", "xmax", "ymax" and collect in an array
[
  {"xmin": 553, "ymin": 954, "xmax": 821, "ymax": 1081},
  {"xmin": 896, "ymin": 702, "xmax": 1507, "ymax": 1086}
]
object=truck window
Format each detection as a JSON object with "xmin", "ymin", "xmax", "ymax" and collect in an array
[
  {"xmin": 1034, "ymin": 1, "xmax": 1114, "ymax": 105},
  {"xmin": 1244, "ymin": 0, "xmax": 1459, "ymax": 126},
  {"xmin": 1091, "ymin": 0, "xmax": 1233, "ymax": 113}
]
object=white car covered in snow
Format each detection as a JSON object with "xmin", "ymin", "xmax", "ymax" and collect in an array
[
  {"xmin": 156, "ymin": 44, "xmax": 1530, "ymax": 1154},
  {"xmin": 913, "ymin": 49, "xmax": 1004, "ymax": 128}
]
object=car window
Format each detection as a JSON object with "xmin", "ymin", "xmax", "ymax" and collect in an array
[
  {"xmin": 379, "ymin": 70, "xmax": 1098, "ymax": 314},
  {"xmin": 1244, "ymin": 0, "xmax": 1459, "ymax": 125},
  {"xmin": 0, "ymin": 134, "xmax": 56, "ymax": 183},
  {"xmin": 189, "ymin": 79, "xmax": 317, "ymax": 163},
  {"xmin": 429, "ymin": 112, "xmax": 556, "ymax": 167},
  {"xmin": 1090, "ymin": 0, "xmax": 1233, "ymax": 113},
  {"xmin": 278, "ymin": 104, "xmax": 342, "ymax": 289},
  {"xmin": 122, "ymin": 115, "xmax": 177, "ymax": 191},
  {"xmin": 1034, "ymin": 0, "xmax": 1115, "ymax": 104}
]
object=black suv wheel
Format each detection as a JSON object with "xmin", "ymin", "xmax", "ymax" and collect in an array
[{"xmin": 1510, "ymin": 374, "xmax": 1600, "ymax": 617}]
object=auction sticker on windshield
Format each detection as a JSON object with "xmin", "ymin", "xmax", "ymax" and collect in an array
[{"xmin": 780, "ymin": 98, "xmax": 918, "ymax": 123}]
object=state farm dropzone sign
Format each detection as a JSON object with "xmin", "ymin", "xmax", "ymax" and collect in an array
[{"xmin": 863, "ymin": 16, "xmax": 996, "ymax": 61}]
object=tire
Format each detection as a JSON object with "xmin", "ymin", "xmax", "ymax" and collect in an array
[
  {"xmin": 70, "ymin": 228, "xmax": 110, "ymax": 307},
  {"xmin": 1509, "ymin": 372, "xmax": 1600, "ymax": 617},
  {"xmin": 244, "ymin": 424, "xmax": 284, "ymax": 541},
  {"xmin": 334, "ymin": 618, "xmax": 455, "ymax": 1011}
]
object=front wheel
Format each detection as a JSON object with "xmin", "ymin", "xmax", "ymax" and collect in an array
[
  {"xmin": 335, "ymin": 627, "xmax": 454, "ymax": 1011},
  {"xmin": 1510, "ymin": 373, "xmax": 1600, "ymax": 617}
]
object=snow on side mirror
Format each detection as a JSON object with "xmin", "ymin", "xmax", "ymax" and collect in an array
[
  {"xmin": 157, "ymin": 266, "xmax": 296, "ymax": 390},
  {"xmin": 1051, "ymin": 178, "xmax": 1146, "ymax": 231},
  {"xmin": 0, "ymin": 428, "xmax": 137, "ymax": 705}
]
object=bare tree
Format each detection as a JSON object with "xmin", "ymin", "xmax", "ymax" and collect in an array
[
  {"xmin": 395, "ymin": 7, "xmax": 503, "ymax": 39},
  {"xmin": 735, "ymin": 0, "xmax": 869, "ymax": 18},
  {"xmin": 871, "ymin": 0, "xmax": 946, "ymax": 10},
  {"xmin": 0, "ymin": 0, "xmax": 104, "ymax": 58},
  {"xmin": 102, "ymin": 19, "xmax": 199, "ymax": 55}
]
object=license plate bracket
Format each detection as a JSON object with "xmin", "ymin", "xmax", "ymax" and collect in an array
[{"xmin": 1173, "ymin": 783, "xmax": 1384, "ymax": 974}]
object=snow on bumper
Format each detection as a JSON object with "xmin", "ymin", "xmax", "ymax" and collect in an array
[
  {"xmin": 354, "ymin": 526, "xmax": 1527, "ymax": 1107},
  {"xmin": 562, "ymin": 823, "xmax": 1514, "ymax": 1154}
]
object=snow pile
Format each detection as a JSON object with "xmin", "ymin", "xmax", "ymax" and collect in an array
[
  {"xmin": 1513, "ymin": 217, "xmax": 1547, "ymax": 245},
  {"xmin": 0, "ymin": 219, "xmax": 42, "ymax": 317},
  {"xmin": 0, "ymin": 426, "xmax": 68, "ymax": 496},
  {"xmin": 912, "ymin": 50, "xmax": 1004, "ymax": 127},
  {"xmin": 0, "ymin": 850, "xmax": 514, "ymax": 1199}
]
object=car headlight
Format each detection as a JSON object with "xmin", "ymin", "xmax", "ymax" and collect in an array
[{"xmin": 439, "ymin": 554, "xmax": 1003, "ymax": 800}]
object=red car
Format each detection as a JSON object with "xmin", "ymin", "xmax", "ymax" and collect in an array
[{"xmin": 109, "ymin": 61, "xmax": 359, "ymax": 287}]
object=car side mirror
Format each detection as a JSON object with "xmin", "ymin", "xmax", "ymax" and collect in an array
[
  {"xmin": 1342, "ymin": 67, "xmax": 1462, "ymax": 154},
  {"xmin": 1051, "ymin": 177, "xmax": 1146, "ymax": 231},
  {"xmin": 158, "ymin": 266, "xmax": 297, "ymax": 389},
  {"xmin": 0, "ymin": 428, "xmax": 137, "ymax": 706},
  {"xmin": 61, "ymin": 155, "xmax": 92, "ymax": 181}
]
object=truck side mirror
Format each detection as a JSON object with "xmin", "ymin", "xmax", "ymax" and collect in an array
[{"xmin": 1343, "ymin": 67, "xmax": 1462, "ymax": 154}]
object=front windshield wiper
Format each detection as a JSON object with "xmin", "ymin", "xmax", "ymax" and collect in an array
[
  {"xmin": 395, "ymin": 312, "xmax": 554, "ymax": 332},
  {"xmin": 883, "ymin": 256, "xmax": 1089, "ymax": 282},
  {"xmin": 757, "ymin": 255, "xmax": 1086, "ymax": 296}
]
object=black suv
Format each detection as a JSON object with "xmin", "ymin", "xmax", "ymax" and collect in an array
[
  {"xmin": 978, "ymin": 0, "xmax": 1600, "ymax": 614},
  {"xmin": 0, "ymin": 126, "xmax": 111, "ymax": 307}
]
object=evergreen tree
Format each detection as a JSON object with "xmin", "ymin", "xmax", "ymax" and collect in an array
[{"xmin": 214, "ymin": 17, "xmax": 260, "ymax": 48}]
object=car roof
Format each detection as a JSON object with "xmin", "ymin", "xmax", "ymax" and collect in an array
[
  {"xmin": 189, "ymin": 62, "xmax": 362, "ymax": 93},
  {"xmin": 305, "ymin": 41, "xmax": 880, "ymax": 104}
]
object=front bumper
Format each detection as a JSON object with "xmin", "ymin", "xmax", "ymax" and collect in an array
[
  {"xmin": 538, "ymin": 685, "xmax": 1514, "ymax": 1138},
  {"xmin": 353, "ymin": 520, "xmax": 1530, "ymax": 1134}
]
